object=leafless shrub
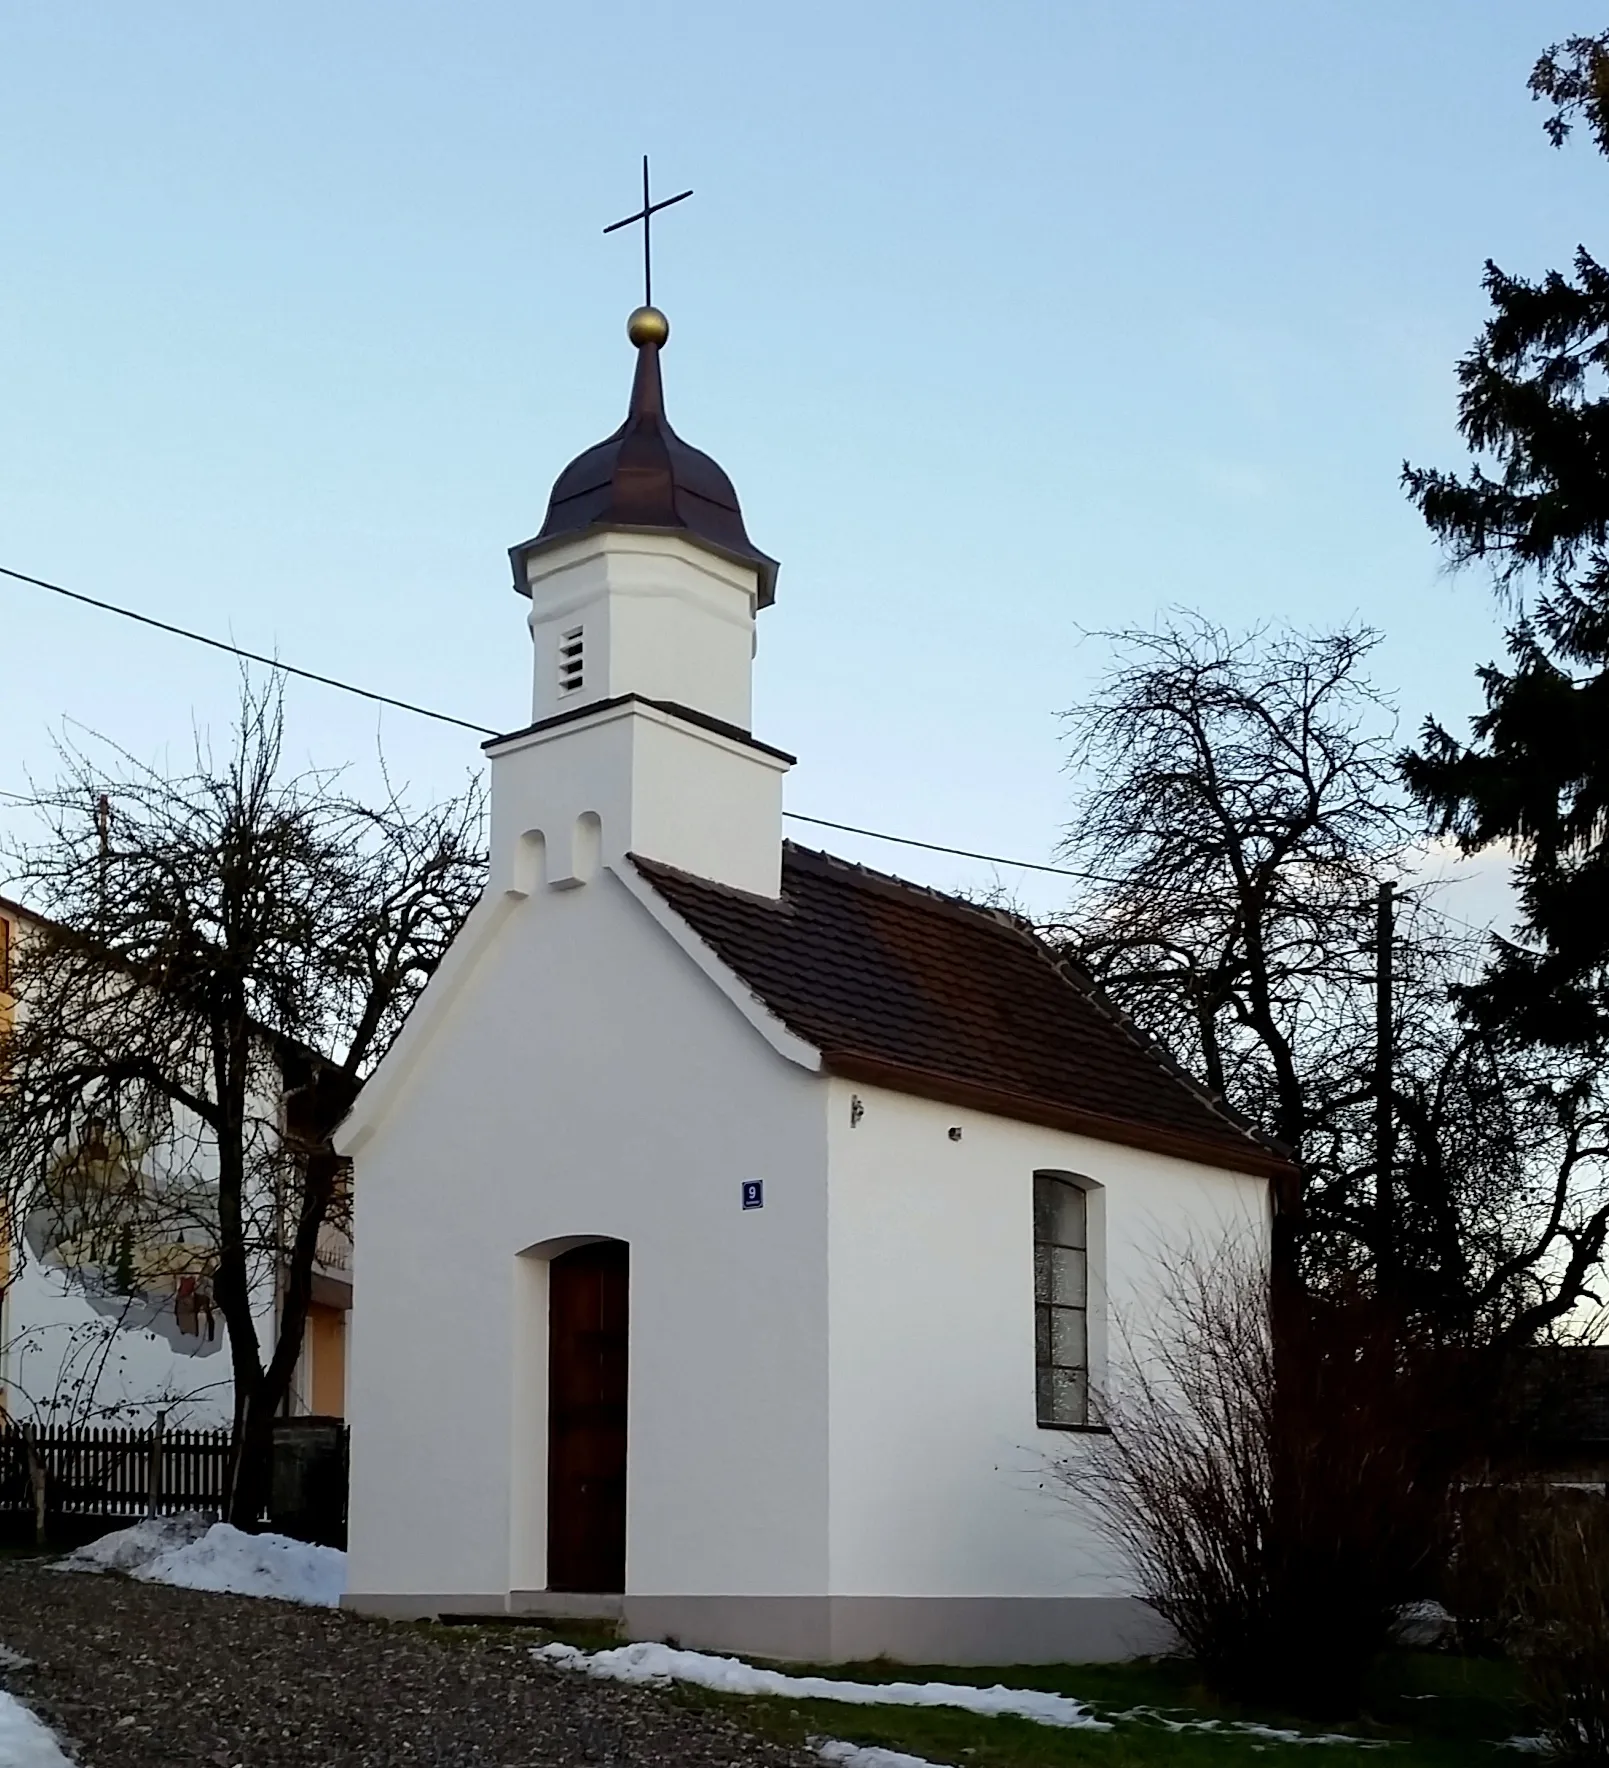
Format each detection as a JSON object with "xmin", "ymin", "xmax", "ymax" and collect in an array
[
  {"xmin": 1450, "ymin": 1488, "xmax": 1609, "ymax": 1761},
  {"xmin": 1514, "ymin": 1499, "xmax": 1609, "ymax": 1762},
  {"xmin": 1077, "ymin": 1251, "xmax": 1479, "ymax": 1715}
]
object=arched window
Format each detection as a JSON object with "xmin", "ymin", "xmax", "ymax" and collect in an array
[{"xmin": 1034, "ymin": 1172, "xmax": 1089, "ymax": 1428}]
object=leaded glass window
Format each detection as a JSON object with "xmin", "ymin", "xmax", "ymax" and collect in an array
[{"xmin": 1034, "ymin": 1173, "xmax": 1089, "ymax": 1427}]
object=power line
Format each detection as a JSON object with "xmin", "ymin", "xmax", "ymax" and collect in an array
[
  {"xmin": 1, "ymin": 559, "xmax": 1103, "ymax": 883},
  {"xmin": 0, "ymin": 559, "xmax": 1532, "ymax": 923},
  {"xmin": 0, "ymin": 760, "xmax": 1516, "ymax": 931},
  {"xmin": 0, "ymin": 564, "xmax": 501, "ymax": 738},
  {"xmin": 1392, "ymin": 882, "xmax": 1512, "ymax": 940},
  {"xmin": 781, "ymin": 813, "xmax": 1106, "ymax": 881}
]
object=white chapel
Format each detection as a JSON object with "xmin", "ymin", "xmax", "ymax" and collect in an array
[{"xmin": 338, "ymin": 299, "xmax": 1284, "ymax": 1663}]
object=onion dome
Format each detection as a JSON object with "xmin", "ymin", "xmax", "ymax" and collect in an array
[{"xmin": 511, "ymin": 306, "xmax": 779, "ymax": 606}]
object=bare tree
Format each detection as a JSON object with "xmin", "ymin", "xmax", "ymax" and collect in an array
[
  {"xmin": 1056, "ymin": 617, "xmax": 1402, "ymax": 1304},
  {"xmin": 1058, "ymin": 617, "xmax": 1404, "ymax": 1164},
  {"xmin": 0, "ymin": 679, "xmax": 485, "ymax": 1523},
  {"xmin": 1393, "ymin": 1028, "xmax": 1609, "ymax": 1345},
  {"xmin": 3, "ymin": 1305, "xmax": 226, "ymax": 1430},
  {"xmin": 1056, "ymin": 615, "xmax": 1609, "ymax": 1338}
]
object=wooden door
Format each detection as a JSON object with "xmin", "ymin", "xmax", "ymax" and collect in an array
[{"xmin": 547, "ymin": 1240, "xmax": 629, "ymax": 1592}]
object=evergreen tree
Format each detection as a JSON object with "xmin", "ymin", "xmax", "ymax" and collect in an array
[{"xmin": 1402, "ymin": 31, "xmax": 1609, "ymax": 1054}]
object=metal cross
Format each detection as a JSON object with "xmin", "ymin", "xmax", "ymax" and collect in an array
[{"xmin": 603, "ymin": 155, "xmax": 692, "ymax": 311}]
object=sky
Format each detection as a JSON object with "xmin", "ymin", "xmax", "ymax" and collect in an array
[{"xmin": 1, "ymin": 1, "xmax": 1599, "ymax": 922}]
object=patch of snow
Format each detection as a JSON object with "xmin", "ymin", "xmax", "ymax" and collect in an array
[
  {"xmin": 56, "ymin": 1513, "xmax": 345, "ymax": 1607},
  {"xmin": 1109, "ymin": 1706, "xmax": 1387, "ymax": 1747},
  {"xmin": 1231, "ymin": 1721, "xmax": 1387, "ymax": 1749},
  {"xmin": 135, "ymin": 1523, "xmax": 345, "ymax": 1607},
  {"xmin": 533, "ymin": 1641, "xmax": 1109, "ymax": 1729},
  {"xmin": 0, "ymin": 1644, "xmax": 34, "ymax": 1671},
  {"xmin": 1389, "ymin": 1600, "xmax": 1455, "ymax": 1650},
  {"xmin": 0, "ymin": 1690, "xmax": 74, "ymax": 1768},
  {"xmin": 55, "ymin": 1512, "xmax": 212, "ymax": 1574},
  {"xmin": 817, "ymin": 1740, "xmax": 949, "ymax": 1768}
]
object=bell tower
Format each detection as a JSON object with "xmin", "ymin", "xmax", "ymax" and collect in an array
[
  {"xmin": 510, "ymin": 302, "xmax": 778, "ymax": 730},
  {"xmin": 487, "ymin": 303, "xmax": 789, "ymax": 900}
]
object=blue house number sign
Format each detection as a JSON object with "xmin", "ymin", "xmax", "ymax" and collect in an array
[{"xmin": 742, "ymin": 1180, "xmax": 765, "ymax": 1211}]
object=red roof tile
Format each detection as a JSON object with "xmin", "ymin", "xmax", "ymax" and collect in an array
[{"xmin": 633, "ymin": 844, "xmax": 1288, "ymax": 1178}]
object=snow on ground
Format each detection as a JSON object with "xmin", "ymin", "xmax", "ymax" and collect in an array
[
  {"xmin": 56, "ymin": 1512, "xmax": 212, "ymax": 1573},
  {"xmin": 817, "ymin": 1740, "xmax": 949, "ymax": 1768},
  {"xmin": 538, "ymin": 1642, "xmax": 1390, "ymax": 1750},
  {"xmin": 137, "ymin": 1523, "xmax": 345, "ymax": 1607},
  {"xmin": 1108, "ymin": 1707, "xmax": 1388, "ymax": 1748},
  {"xmin": 0, "ymin": 1689, "xmax": 74, "ymax": 1768},
  {"xmin": 57, "ymin": 1518, "xmax": 345, "ymax": 1607},
  {"xmin": 533, "ymin": 1641, "xmax": 1110, "ymax": 1729}
]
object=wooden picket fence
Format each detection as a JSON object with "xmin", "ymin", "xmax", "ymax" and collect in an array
[{"xmin": 0, "ymin": 1421, "xmax": 231, "ymax": 1523}]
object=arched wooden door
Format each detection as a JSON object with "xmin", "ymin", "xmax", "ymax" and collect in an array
[{"xmin": 546, "ymin": 1240, "xmax": 629, "ymax": 1592}]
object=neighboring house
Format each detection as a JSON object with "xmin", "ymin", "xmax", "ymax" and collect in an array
[
  {"xmin": 302, "ymin": 1209, "xmax": 351, "ymax": 1421},
  {"xmin": 0, "ymin": 893, "xmax": 349, "ymax": 1427},
  {"xmin": 339, "ymin": 304, "xmax": 1289, "ymax": 1664},
  {"xmin": 1520, "ymin": 1346, "xmax": 1609, "ymax": 1488}
]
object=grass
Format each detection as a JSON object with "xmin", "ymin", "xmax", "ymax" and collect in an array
[{"xmin": 514, "ymin": 1623, "xmax": 1530, "ymax": 1765}]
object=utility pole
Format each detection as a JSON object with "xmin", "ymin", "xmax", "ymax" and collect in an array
[
  {"xmin": 1375, "ymin": 881, "xmax": 1396, "ymax": 1295},
  {"xmin": 95, "ymin": 793, "xmax": 111, "ymax": 907}
]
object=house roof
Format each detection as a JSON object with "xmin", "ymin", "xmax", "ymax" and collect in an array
[
  {"xmin": 0, "ymin": 889, "xmax": 333, "ymax": 1084},
  {"xmin": 633, "ymin": 843, "xmax": 1290, "ymax": 1179},
  {"xmin": 0, "ymin": 892, "xmax": 41, "ymax": 925}
]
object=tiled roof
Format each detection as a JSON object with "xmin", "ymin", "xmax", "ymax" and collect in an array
[{"xmin": 633, "ymin": 844, "xmax": 1288, "ymax": 1178}]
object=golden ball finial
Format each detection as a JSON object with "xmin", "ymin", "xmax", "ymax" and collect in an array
[{"xmin": 627, "ymin": 304, "xmax": 669, "ymax": 348}]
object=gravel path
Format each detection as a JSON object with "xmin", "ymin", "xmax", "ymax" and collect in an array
[{"xmin": 0, "ymin": 1562, "xmax": 815, "ymax": 1768}]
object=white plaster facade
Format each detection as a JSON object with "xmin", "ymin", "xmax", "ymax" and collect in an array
[
  {"xmin": 340, "ymin": 501, "xmax": 1275, "ymax": 1661},
  {"xmin": 342, "ymin": 929, "xmax": 1267, "ymax": 1657},
  {"xmin": 343, "ymin": 857, "xmax": 830, "ymax": 1619},
  {"xmin": 0, "ymin": 1103, "xmax": 282, "ymax": 1432},
  {"xmin": 819, "ymin": 1079, "xmax": 1266, "ymax": 1659},
  {"xmin": 2, "ymin": 1254, "xmax": 239, "ymax": 1429},
  {"xmin": 523, "ymin": 531, "xmax": 760, "ymax": 730},
  {"xmin": 0, "ymin": 899, "xmax": 313, "ymax": 1430}
]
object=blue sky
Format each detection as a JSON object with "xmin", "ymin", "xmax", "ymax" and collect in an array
[{"xmin": 1, "ymin": 1, "xmax": 1598, "ymax": 918}]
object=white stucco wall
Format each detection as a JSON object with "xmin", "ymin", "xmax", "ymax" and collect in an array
[
  {"xmin": 486, "ymin": 701, "xmax": 787, "ymax": 901},
  {"xmin": 0, "ymin": 903, "xmax": 292, "ymax": 1430},
  {"xmin": 1, "ymin": 1258, "xmax": 235, "ymax": 1428},
  {"xmin": 823, "ymin": 1077, "xmax": 1271, "ymax": 1601},
  {"xmin": 522, "ymin": 532, "xmax": 760, "ymax": 730},
  {"xmin": 0, "ymin": 1077, "xmax": 281, "ymax": 1432},
  {"xmin": 343, "ymin": 863, "xmax": 831, "ymax": 1605},
  {"xmin": 345, "ymin": 848, "xmax": 1276, "ymax": 1618}
]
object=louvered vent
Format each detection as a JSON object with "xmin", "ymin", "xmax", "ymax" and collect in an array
[{"xmin": 558, "ymin": 627, "xmax": 584, "ymax": 696}]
